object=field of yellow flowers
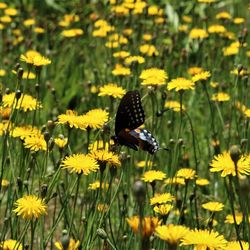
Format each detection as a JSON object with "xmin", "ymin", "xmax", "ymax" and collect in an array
[{"xmin": 0, "ymin": 0, "xmax": 249, "ymax": 249}]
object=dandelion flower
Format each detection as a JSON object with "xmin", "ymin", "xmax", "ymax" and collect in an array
[
  {"xmin": 1, "ymin": 179, "xmax": 9, "ymax": 187},
  {"xmin": 216, "ymin": 11, "xmax": 232, "ymax": 20},
  {"xmin": 88, "ymin": 140, "xmax": 113, "ymax": 151},
  {"xmin": 88, "ymin": 181, "xmax": 109, "ymax": 190},
  {"xmin": 23, "ymin": 134, "xmax": 47, "ymax": 151},
  {"xmin": 112, "ymin": 64, "xmax": 131, "ymax": 76},
  {"xmin": 140, "ymin": 44, "xmax": 159, "ymax": 56},
  {"xmin": 167, "ymin": 78, "xmax": 195, "ymax": 92},
  {"xmin": 98, "ymin": 83, "xmax": 126, "ymax": 99},
  {"xmin": 124, "ymin": 56, "xmax": 145, "ymax": 65},
  {"xmin": 176, "ymin": 168, "xmax": 196, "ymax": 180},
  {"xmin": 140, "ymin": 68, "xmax": 168, "ymax": 86},
  {"xmin": 181, "ymin": 229, "xmax": 227, "ymax": 249},
  {"xmin": 97, "ymin": 203, "xmax": 109, "ymax": 212},
  {"xmin": 13, "ymin": 195, "xmax": 47, "ymax": 220},
  {"xmin": 113, "ymin": 51, "xmax": 130, "ymax": 58},
  {"xmin": 127, "ymin": 216, "xmax": 161, "ymax": 237},
  {"xmin": 20, "ymin": 52, "xmax": 51, "ymax": 67},
  {"xmin": 225, "ymin": 213, "xmax": 243, "ymax": 225},
  {"xmin": 189, "ymin": 28, "xmax": 208, "ymax": 39},
  {"xmin": 155, "ymin": 224, "xmax": 189, "ymax": 245},
  {"xmin": 164, "ymin": 177, "xmax": 185, "ymax": 185},
  {"xmin": 196, "ymin": 178, "xmax": 210, "ymax": 186},
  {"xmin": 57, "ymin": 110, "xmax": 83, "ymax": 129},
  {"xmin": 11, "ymin": 125, "xmax": 41, "ymax": 140},
  {"xmin": 12, "ymin": 70, "xmax": 36, "ymax": 79},
  {"xmin": 0, "ymin": 239, "xmax": 23, "ymax": 250},
  {"xmin": 0, "ymin": 121, "xmax": 13, "ymax": 136},
  {"xmin": 54, "ymin": 238, "xmax": 80, "ymax": 250},
  {"xmin": 210, "ymin": 152, "xmax": 250, "ymax": 177},
  {"xmin": 165, "ymin": 101, "xmax": 186, "ymax": 112},
  {"xmin": 61, "ymin": 29, "xmax": 83, "ymax": 37},
  {"xmin": 54, "ymin": 137, "xmax": 68, "ymax": 148},
  {"xmin": 141, "ymin": 170, "xmax": 166, "ymax": 183},
  {"xmin": 153, "ymin": 204, "xmax": 173, "ymax": 216},
  {"xmin": 84, "ymin": 109, "xmax": 109, "ymax": 129},
  {"xmin": 136, "ymin": 160, "xmax": 154, "ymax": 168},
  {"xmin": 150, "ymin": 193, "xmax": 175, "ymax": 205},
  {"xmin": 225, "ymin": 241, "xmax": 249, "ymax": 250},
  {"xmin": 208, "ymin": 25, "xmax": 226, "ymax": 34},
  {"xmin": 202, "ymin": 201, "xmax": 224, "ymax": 212},
  {"xmin": 61, "ymin": 154, "xmax": 99, "ymax": 175},
  {"xmin": 211, "ymin": 92, "xmax": 230, "ymax": 102},
  {"xmin": 192, "ymin": 71, "xmax": 211, "ymax": 83},
  {"xmin": 187, "ymin": 67, "xmax": 204, "ymax": 76},
  {"xmin": 0, "ymin": 69, "xmax": 6, "ymax": 76},
  {"xmin": 198, "ymin": 0, "xmax": 216, "ymax": 3}
]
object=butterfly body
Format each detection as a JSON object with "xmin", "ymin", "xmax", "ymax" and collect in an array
[{"xmin": 113, "ymin": 90, "xmax": 159, "ymax": 154}]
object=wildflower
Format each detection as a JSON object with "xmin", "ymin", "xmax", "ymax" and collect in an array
[
  {"xmin": 142, "ymin": 34, "xmax": 152, "ymax": 41},
  {"xmin": 155, "ymin": 224, "xmax": 189, "ymax": 245},
  {"xmin": 189, "ymin": 28, "xmax": 208, "ymax": 39},
  {"xmin": 88, "ymin": 181, "xmax": 109, "ymax": 190},
  {"xmin": 225, "ymin": 213, "xmax": 243, "ymax": 225},
  {"xmin": 23, "ymin": 134, "xmax": 47, "ymax": 151},
  {"xmin": 198, "ymin": 0, "xmax": 216, "ymax": 3},
  {"xmin": 0, "ymin": 15, "xmax": 12, "ymax": 23},
  {"xmin": 211, "ymin": 92, "xmax": 230, "ymax": 102},
  {"xmin": 208, "ymin": 25, "xmax": 226, "ymax": 34},
  {"xmin": 0, "ymin": 121, "xmax": 12, "ymax": 136},
  {"xmin": 12, "ymin": 70, "xmax": 36, "ymax": 79},
  {"xmin": 54, "ymin": 238, "xmax": 80, "ymax": 250},
  {"xmin": 61, "ymin": 29, "xmax": 84, "ymax": 38},
  {"xmin": 54, "ymin": 137, "xmax": 68, "ymax": 148},
  {"xmin": 223, "ymin": 46, "xmax": 239, "ymax": 56},
  {"xmin": 0, "ymin": 107, "xmax": 11, "ymax": 120},
  {"xmin": 88, "ymin": 149, "xmax": 121, "ymax": 167},
  {"xmin": 2, "ymin": 93, "xmax": 42, "ymax": 112},
  {"xmin": 124, "ymin": 56, "xmax": 145, "ymax": 65},
  {"xmin": 0, "ymin": 239, "xmax": 23, "ymax": 250},
  {"xmin": 140, "ymin": 44, "xmax": 159, "ymax": 56},
  {"xmin": 136, "ymin": 160, "xmax": 154, "ymax": 168},
  {"xmin": 140, "ymin": 68, "xmax": 168, "ymax": 86},
  {"xmin": 88, "ymin": 140, "xmax": 112, "ymax": 151},
  {"xmin": 225, "ymin": 241, "xmax": 249, "ymax": 250},
  {"xmin": 230, "ymin": 68, "xmax": 248, "ymax": 76},
  {"xmin": 167, "ymin": 78, "xmax": 195, "ymax": 91},
  {"xmin": 181, "ymin": 229, "xmax": 227, "ymax": 249},
  {"xmin": 84, "ymin": 109, "xmax": 109, "ymax": 129},
  {"xmin": 11, "ymin": 125, "xmax": 41, "ymax": 140},
  {"xmin": 176, "ymin": 168, "xmax": 196, "ymax": 180},
  {"xmin": 210, "ymin": 152, "xmax": 250, "ymax": 177},
  {"xmin": 154, "ymin": 204, "xmax": 173, "ymax": 216},
  {"xmin": 150, "ymin": 193, "xmax": 175, "ymax": 205},
  {"xmin": 1, "ymin": 179, "xmax": 9, "ymax": 187},
  {"xmin": 216, "ymin": 11, "xmax": 232, "ymax": 20},
  {"xmin": 187, "ymin": 67, "xmax": 204, "ymax": 76},
  {"xmin": 127, "ymin": 216, "xmax": 161, "ymax": 237},
  {"xmin": 196, "ymin": 178, "xmax": 210, "ymax": 186},
  {"xmin": 178, "ymin": 25, "xmax": 189, "ymax": 32},
  {"xmin": 182, "ymin": 15, "xmax": 192, "ymax": 23},
  {"xmin": 0, "ymin": 2, "xmax": 7, "ymax": 9},
  {"xmin": 20, "ymin": 51, "xmax": 51, "ymax": 67},
  {"xmin": 164, "ymin": 177, "xmax": 185, "ymax": 185},
  {"xmin": 202, "ymin": 201, "xmax": 224, "ymax": 212},
  {"xmin": 97, "ymin": 203, "xmax": 109, "ymax": 212},
  {"xmin": 192, "ymin": 71, "xmax": 211, "ymax": 83},
  {"xmin": 113, "ymin": 51, "xmax": 130, "ymax": 58},
  {"xmin": 34, "ymin": 27, "xmax": 45, "ymax": 33},
  {"xmin": 4, "ymin": 8, "xmax": 18, "ymax": 16},
  {"xmin": 141, "ymin": 170, "xmax": 166, "ymax": 183},
  {"xmin": 98, "ymin": 83, "xmax": 126, "ymax": 99},
  {"xmin": 0, "ymin": 69, "xmax": 6, "ymax": 76},
  {"xmin": 13, "ymin": 195, "xmax": 47, "ymax": 220},
  {"xmin": 112, "ymin": 64, "xmax": 131, "ymax": 76},
  {"xmin": 165, "ymin": 101, "xmax": 186, "ymax": 112},
  {"xmin": 57, "ymin": 110, "xmax": 84, "ymax": 129},
  {"xmin": 23, "ymin": 19, "xmax": 35, "ymax": 26},
  {"xmin": 148, "ymin": 5, "xmax": 163, "ymax": 16},
  {"xmin": 210, "ymin": 81, "xmax": 219, "ymax": 88},
  {"xmin": 61, "ymin": 154, "xmax": 99, "ymax": 175}
]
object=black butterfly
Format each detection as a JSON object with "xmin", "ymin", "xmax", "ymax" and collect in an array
[{"xmin": 112, "ymin": 90, "xmax": 159, "ymax": 154}]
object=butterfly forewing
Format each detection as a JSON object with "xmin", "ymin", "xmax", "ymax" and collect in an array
[{"xmin": 115, "ymin": 90, "xmax": 145, "ymax": 135}]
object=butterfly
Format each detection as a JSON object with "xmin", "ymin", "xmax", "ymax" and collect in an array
[{"xmin": 112, "ymin": 90, "xmax": 159, "ymax": 154}]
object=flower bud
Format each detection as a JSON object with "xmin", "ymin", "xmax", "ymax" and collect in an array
[
  {"xmin": 97, "ymin": 228, "xmax": 108, "ymax": 240},
  {"xmin": 229, "ymin": 145, "xmax": 241, "ymax": 164},
  {"xmin": 132, "ymin": 180, "xmax": 146, "ymax": 205}
]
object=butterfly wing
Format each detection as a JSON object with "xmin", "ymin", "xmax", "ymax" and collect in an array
[{"xmin": 115, "ymin": 90, "xmax": 145, "ymax": 135}]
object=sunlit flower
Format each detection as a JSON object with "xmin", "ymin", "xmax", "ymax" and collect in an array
[
  {"xmin": 148, "ymin": 5, "xmax": 163, "ymax": 16},
  {"xmin": 0, "ymin": 121, "xmax": 12, "ymax": 136},
  {"xmin": 127, "ymin": 216, "xmax": 161, "ymax": 237},
  {"xmin": 196, "ymin": 178, "xmax": 210, "ymax": 186},
  {"xmin": 181, "ymin": 229, "xmax": 227, "ymax": 249},
  {"xmin": 142, "ymin": 34, "xmax": 152, "ymax": 41},
  {"xmin": 20, "ymin": 51, "xmax": 51, "ymax": 67},
  {"xmin": 1, "ymin": 179, "xmax": 9, "ymax": 187},
  {"xmin": 0, "ymin": 69, "xmax": 6, "ymax": 76},
  {"xmin": 176, "ymin": 168, "xmax": 196, "ymax": 180},
  {"xmin": 233, "ymin": 17, "xmax": 245, "ymax": 24},
  {"xmin": 223, "ymin": 46, "xmax": 239, "ymax": 56},
  {"xmin": 230, "ymin": 68, "xmax": 249, "ymax": 76},
  {"xmin": 189, "ymin": 28, "xmax": 208, "ymax": 39},
  {"xmin": 136, "ymin": 160, "xmax": 154, "ymax": 168},
  {"xmin": 167, "ymin": 78, "xmax": 195, "ymax": 91},
  {"xmin": 23, "ymin": 134, "xmax": 47, "ymax": 152},
  {"xmin": 178, "ymin": 25, "xmax": 189, "ymax": 32},
  {"xmin": 0, "ymin": 2, "xmax": 7, "ymax": 9},
  {"xmin": 54, "ymin": 137, "xmax": 68, "ymax": 148},
  {"xmin": 61, "ymin": 29, "xmax": 84, "ymax": 37},
  {"xmin": 57, "ymin": 110, "xmax": 84, "ymax": 129},
  {"xmin": 2, "ymin": 93, "xmax": 42, "ymax": 112},
  {"xmin": 34, "ymin": 27, "xmax": 45, "ymax": 33},
  {"xmin": 202, "ymin": 201, "xmax": 224, "ymax": 212},
  {"xmin": 13, "ymin": 195, "xmax": 47, "ymax": 219},
  {"xmin": 208, "ymin": 25, "xmax": 226, "ymax": 34},
  {"xmin": 155, "ymin": 224, "xmax": 189, "ymax": 245},
  {"xmin": 112, "ymin": 64, "xmax": 131, "ymax": 76},
  {"xmin": 141, "ymin": 170, "xmax": 166, "ymax": 183},
  {"xmin": 187, "ymin": 67, "xmax": 204, "ymax": 76},
  {"xmin": 98, "ymin": 83, "xmax": 126, "ymax": 99},
  {"xmin": 54, "ymin": 238, "xmax": 80, "ymax": 250},
  {"xmin": 12, "ymin": 70, "xmax": 36, "ymax": 79},
  {"xmin": 88, "ymin": 149, "xmax": 121, "ymax": 167},
  {"xmin": 61, "ymin": 154, "xmax": 99, "ymax": 175},
  {"xmin": 125, "ymin": 56, "xmax": 145, "ymax": 65},
  {"xmin": 88, "ymin": 140, "xmax": 113, "ymax": 151},
  {"xmin": 210, "ymin": 81, "xmax": 219, "ymax": 88},
  {"xmin": 0, "ymin": 15, "xmax": 12, "ymax": 23},
  {"xmin": 216, "ymin": 11, "xmax": 232, "ymax": 20},
  {"xmin": 140, "ymin": 68, "xmax": 168, "ymax": 86},
  {"xmin": 210, "ymin": 152, "xmax": 250, "ymax": 177},
  {"xmin": 165, "ymin": 101, "xmax": 186, "ymax": 112},
  {"xmin": 88, "ymin": 181, "xmax": 109, "ymax": 190},
  {"xmin": 11, "ymin": 125, "xmax": 41, "ymax": 140},
  {"xmin": 192, "ymin": 71, "xmax": 211, "ymax": 83},
  {"xmin": 140, "ymin": 44, "xmax": 159, "ymax": 56},
  {"xmin": 113, "ymin": 51, "xmax": 130, "ymax": 58},
  {"xmin": 0, "ymin": 239, "xmax": 23, "ymax": 250},
  {"xmin": 225, "ymin": 241, "xmax": 249, "ymax": 250},
  {"xmin": 0, "ymin": 107, "xmax": 11, "ymax": 120},
  {"xmin": 150, "ymin": 193, "xmax": 175, "ymax": 205},
  {"xmin": 23, "ymin": 18, "xmax": 35, "ymax": 26},
  {"xmin": 84, "ymin": 109, "xmax": 109, "ymax": 129},
  {"xmin": 211, "ymin": 92, "xmax": 230, "ymax": 102},
  {"xmin": 164, "ymin": 177, "xmax": 185, "ymax": 185},
  {"xmin": 225, "ymin": 213, "xmax": 243, "ymax": 225},
  {"xmin": 4, "ymin": 8, "xmax": 18, "ymax": 16},
  {"xmin": 154, "ymin": 204, "xmax": 173, "ymax": 215}
]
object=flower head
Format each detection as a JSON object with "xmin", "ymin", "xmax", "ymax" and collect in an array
[
  {"xmin": 88, "ymin": 181, "xmax": 109, "ymax": 190},
  {"xmin": 54, "ymin": 238, "xmax": 80, "ymax": 250},
  {"xmin": 141, "ymin": 170, "xmax": 166, "ymax": 183},
  {"xmin": 61, "ymin": 28, "xmax": 83, "ymax": 37},
  {"xmin": 225, "ymin": 241, "xmax": 249, "ymax": 250},
  {"xmin": 153, "ymin": 204, "xmax": 173, "ymax": 216},
  {"xmin": 189, "ymin": 28, "xmax": 208, "ymax": 39},
  {"xmin": 225, "ymin": 213, "xmax": 243, "ymax": 225},
  {"xmin": 164, "ymin": 177, "xmax": 185, "ymax": 186},
  {"xmin": 176, "ymin": 168, "xmax": 196, "ymax": 180},
  {"xmin": 84, "ymin": 109, "xmax": 109, "ymax": 129},
  {"xmin": 165, "ymin": 101, "xmax": 186, "ymax": 112},
  {"xmin": 211, "ymin": 92, "xmax": 230, "ymax": 102},
  {"xmin": 98, "ymin": 83, "xmax": 126, "ymax": 99},
  {"xmin": 13, "ymin": 195, "xmax": 47, "ymax": 220},
  {"xmin": 57, "ymin": 110, "xmax": 85, "ymax": 129},
  {"xmin": 140, "ymin": 68, "xmax": 168, "ymax": 86},
  {"xmin": 112, "ymin": 64, "xmax": 131, "ymax": 76},
  {"xmin": 140, "ymin": 44, "xmax": 159, "ymax": 56},
  {"xmin": 61, "ymin": 154, "xmax": 99, "ymax": 175},
  {"xmin": 150, "ymin": 193, "xmax": 175, "ymax": 206},
  {"xmin": 167, "ymin": 78, "xmax": 195, "ymax": 92},
  {"xmin": 23, "ymin": 134, "xmax": 47, "ymax": 151},
  {"xmin": 192, "ymin": 71, "xmax": 211, "ymax": 83},
  {"xmin": 125, "ymin": 56, "xmax": 145, "ymax": 65},
  {"xmin": 0, "ymin": 239, "xmax": 23, "ymax": 250},
  {"xmin": 54, "ymin": 137, "xmax": 68, "ymax": 148},
  {"xmin": 202, "ymin": 201, "xmax": 224, "ymax": 212},
  {"xmin": 11, "ymin": 125, "xmax": 42, "ymax": 140},
  {"xmin": 196, "ymin": 178, "xmax": 210, "ymax": 186},
  {"xmin": 20, "ymin": 51, "xmax": 51, "ymax": 67}
]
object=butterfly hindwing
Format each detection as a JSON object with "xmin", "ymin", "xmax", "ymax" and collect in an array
[{"xmin": 115, "ymin": 90, "xmax": 145, "ymax": 135}]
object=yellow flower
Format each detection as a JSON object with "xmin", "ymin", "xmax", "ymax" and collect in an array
[
  {"xmin": 97, "ymin": 203, "xmax": 109, "ymax": 212},
  {"xmin": 4, "ymin": 8, "xmax": 18, "ymax": 16},
  {"xmin": 13, "ymin": 195, "xmax": 47, "ymax": 220},
  {"xmin": 136, "ymin": 160, "xmax": 154, "ymax": 168},
  {"xmin": 187, "ymin": 67, "xmax": 204, "ymax": 76},
  {"xmin": 124, "ymin": 56, "xmax": 145, "ymax": 65},
  {"xmin": 12, "ymin": 70, "xmax": 36, "ymax": 79},
  {"xmin": 0, "ymin": 69, "xmax": 6, "ymax": 76},
  {"xmin": 154, "ymin": 204, "xmax": 173, "ymax": 215},
  {"xmin": 112, "ymin": 64, "xmax": 131, "ymax": 76},
  {"xmin": 198, "ymin": 0, "xmax": 216, "ymax": 3},
  {"xmin": 0, "ymin": 2, "xmax": 7, "ymax": 9},
  {"xmin": 88, "ymin": 181, "xmax": 109, "ymax": 190},
  {"xmin": 61, "ymin": 154, "xmax": 99, "ymax": 175},
  {"xmin": 211, "ymin": 92, "xmax": 230, "ymax": 102},
  {"xmin": 111, "ymin": 5, "xmax": 129, "ymax": 15},
  {"xmin": 54, "ymin": 137, "xmax": 68, "ymax": 148},
  {"xmin": 57, "ymin": 110, "xmax": 85, "ymax": 129},
  {"xmin": 113, "ymin": 51, "xmax": 130, "ymax": 58},
  {"xmin": 164, "ymin": 177, "xmax": 185, "ymax": 185},
  {"xmin": 225, "ymin": 213, "xmax": 243, "ymax": 225},
  {"xmin": 176, "ymin": 168, "xmax": 196, "ymax": 180},
  {"xmin": 141, "ymin": 170, "xmax": 166, "ymax": 183},
  {"xmin": 182, "ymin": 15, "xmax": 192, "ymax": 23},
  {"xmin": 233, "ymin": 17, "xmax": 245, "ymax": 24},
  {"xmin": 140, "ymin": 44, "xmax": 159, "ymax": 56},
  {"xmin": 61, "ymin": 29, "xmax": 84, "ymax": 37},
  {"xmin": 11, "ymin": 125, "xmax": 41, "ymax": 140},
  {"xmin": 98, "ymin": 83, "xmax": 126, "ymax": 99},
  {"xmin": 2, "ymin": 93, "xmax": 42, "ymax": 112},
  {"xmin": 189, "ymin": 28, "xmax": 208, "ymax": 39},
  {"xmin": 142, "ymin": 34, "xmax": 152, "ymax": 41},
  {"xmin": 20, "ymin": 51, "xmax": 51, "ymax": 67},
  {"xmin": 140, "ymin": 68, "xmax": 168, "ymax": 86},
  {"xmin": 0, "ymin": 121, "xmax": 12, "ymax": 136},
  {"xmin": 88, "ymin": 149, "xmax": 121, "ymax": 167},
  {"xmin": 196, "ymin": 178, "xmax": 210, "ymax": 186},
  {"xmin": 23, "ymin": 134, "xmax": 47, "ymax": 151},
  {"xmin": 181, "ymin": 229, "xmax": 227, "ymax": 249},
  {"xmin": 165, "ymin": 101, "xmax": 186, "ymax": 112},
  {"xmin": 202, "ymin": 201, "xmax": 224, "ymax": 212},
  {"xmin": 192, "ymin": 71, "xmax": 211, "ymax": 82},
  {"xmin": 150, "ymin": 193, "xmax": 175, "ymax": 205},
  {"xmin": 230, "ymin": 68, "xmax": 249, "ymax": 76},
  {"xmin": 88, "ymin": 140, "xmax": 113, "ymax": 151},
  {"xmin": 54, "ymin": 238, "xmax": 80, "ymax": 250},
  {"xmin": 225, "ymin": 241, "xmax": 249, "ymax": 250},
  {"xmin": 216, "ymin": 11, "xmax": 232, "ymax": 20},
  {"xmin": 210, "ymin": 152, "xmax": 250, "ymax": 177},
  {"xmin": 83, "ymin": 109, "xmax": 109, "ymax": 129},
  {"xmin": 0, "ymin": 239, "xmax": 23, "ymax": 250},
  {"xmin": 155, "ymin": 224, "xmax": 189, "ymax": 244},
  {"xmin": 0, "ymin": 15, "xmax": 12, "ymax": 23},
  {"xmin": 167, "ymin": 78, "xmax": 195, "ymax": 92},
  {"xmin": 23, "ymin": 18, "xmax": 35, "ymax": 26},
  {"xmin": 208, "ymin": 24, "xmax": 226, "ymax": 34},
  {"xmin": 34, "ymin": 27, "xmax": 45, "ymax": 33},
  {"xmin": 223, "ymin": 46, "xmax": 239, "ymax": 56},
  {"xmin": 0, "ymin": 107, "xmax": 11, "ymax": 120},
  {"xmin": 127, "ymin": 216, "xmax": 161, "ymax": 237},
  {"xmin": 1, "ymin": 179, "xmax": 9, "ymax": 187}
]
